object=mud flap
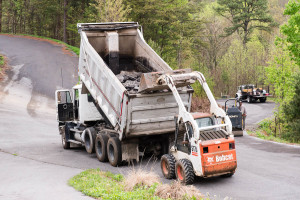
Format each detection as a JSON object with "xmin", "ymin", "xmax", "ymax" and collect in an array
[{"xmin": 122, "ymin": 140, "xmax": 139, "ymax": 162}]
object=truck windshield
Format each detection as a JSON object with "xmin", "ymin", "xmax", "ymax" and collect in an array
[{"xmin": 195, "ymin": 117, "xmax": 213, "ymax": 128}]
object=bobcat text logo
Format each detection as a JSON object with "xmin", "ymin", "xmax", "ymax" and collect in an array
[
  {"xmin": 216, "ymin": 154, "xmax": 234, "ymax": 162},
  {"xmin": 207, "ymin": 157, "xmax": 214, "ymax": 163}
]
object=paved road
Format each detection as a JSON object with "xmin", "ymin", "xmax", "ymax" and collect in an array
[{"xmin": 0, "ymin": 35, "xmax": 300, "ymax": 200}]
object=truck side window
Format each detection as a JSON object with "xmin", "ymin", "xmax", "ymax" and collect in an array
[{"xmin": 57, "ymin": 91, "xmax": 72, "ymax": 104}]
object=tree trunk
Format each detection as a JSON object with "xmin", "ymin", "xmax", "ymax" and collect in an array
[
  {"xmin": 0, "ymin": 0, "xmax": 2, "ymax": 33},
  {"xmin": 63, "ymin": 0, "xmax": 67, "ymax": 43}
]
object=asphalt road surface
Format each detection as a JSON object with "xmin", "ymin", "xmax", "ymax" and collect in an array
[{"xmin": 0, "ymin": 35, "xmax": 299, "ymax": 200}]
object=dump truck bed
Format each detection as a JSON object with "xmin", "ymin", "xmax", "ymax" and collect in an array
[{"xmin": 77, "ymin": 22, "xmax": 193, "ymax": 139}]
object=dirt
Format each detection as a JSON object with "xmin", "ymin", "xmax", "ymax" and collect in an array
[{"xmin": 0, "ymin": 33, "xmax": 76, "ymax": 57}]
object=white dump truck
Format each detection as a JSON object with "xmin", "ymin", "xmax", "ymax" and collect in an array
[{"xmin": 55, "ymin": 23, "xmax": 236, "ymax": 171}]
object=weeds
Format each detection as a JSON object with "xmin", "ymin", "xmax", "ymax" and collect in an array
[
  {"xmin": 248, "ymin": 118, "xmax": 300, "ymax": 145},
  {"xmin": 155, "ymin": 181, "xmax": 203, "ymax": 200},
  {"xmin": 0, "ymin": 55, "xmax": 4, "ymax": 66}
]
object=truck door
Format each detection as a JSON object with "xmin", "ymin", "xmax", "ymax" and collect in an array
[{"xmin": 55, "ymin": 90, "xmax": 74, "ymax": 121}]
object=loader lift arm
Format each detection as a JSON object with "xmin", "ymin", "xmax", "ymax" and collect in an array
[{"xmin": 156, "ymin": 71, "xmax": 232, "ymax": 140}]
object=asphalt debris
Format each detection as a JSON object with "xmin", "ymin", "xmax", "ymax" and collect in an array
[{"xmin": 116, "ymin": 71, "xmax": 142, "ymax": 93}]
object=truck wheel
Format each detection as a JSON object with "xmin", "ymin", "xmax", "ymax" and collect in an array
[
  {"xmin": 260, "ymin": 98, "xmax": 266, "ymax": 103},
  {"xmin": 175, "ymin": 159, "xmax": 195, "ymax": 185},
  {"xmin": 107, "ymin": 137, "xmax": 122, "ymax": 167},
  {"xmin": 84, "ymin": 128, "xmax": 96, "ymax": 154},
  {"xmin": 247, "ymin": 96, "xmax": 252, "ymax": 103},
  {"xmin": 95, "ymin": 134, "xmax": 109, "ymax": 162},
  {"xmin": 61, "ymin": 126, "xmax": 70, "ymax": 149},
  {"xmin": 161, "ymin": 154, "xmax": 176, "ymax": 179}
]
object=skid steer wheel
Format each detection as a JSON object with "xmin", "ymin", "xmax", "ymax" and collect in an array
[
  {"xmin": 161, "ymin": 154, "xmax": 176, "ymax": 179},
  {"xmin": 175, "ymin": 159, "xmax": 195, "ymax": 185},
  {"xmin": 107, "ymin": 137, "xmax": 122, "ymax": 167},
  {"xmin": 61, "ymin": 126, "xmax": 70, "ymax": 149},
  {"xmin": 95, "ymin": 134, "xmax": 109, "ymax": 162},
  {"xmin": 84, "ymin": 128, "xmax": 96, "ymax": 154}
]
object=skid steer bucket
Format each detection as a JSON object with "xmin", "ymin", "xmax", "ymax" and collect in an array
[{"xmin": 138, "ymin": 69, "xmax": 194, "ymax": 93}]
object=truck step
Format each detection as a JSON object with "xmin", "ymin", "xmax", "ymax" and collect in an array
[
  {"xmin": 68, "ymin": 139, "xmax": 82, "ymax": 145},
  {"xmin": 69, "ymin": 128, "xmax": 83, "ymax": 133}
]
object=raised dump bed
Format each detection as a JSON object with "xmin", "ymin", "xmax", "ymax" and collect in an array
[{"xmin": 77, "ymin": 22, "xmax": 193, "ymax": 139}]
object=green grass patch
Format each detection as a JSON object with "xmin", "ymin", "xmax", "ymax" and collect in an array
[
  {"xmin": 248, "ymin": 118, "xmax": 300, "ymax": 145},
  {"xmin": 68, "ymin": 169, "xmax": 162, "ymax": 200},
  {"xmin": 0, "ymin": 55, "xmax": 4, "ymax": 66},
  {"xmin": 0, "ymin": 33, "xmax": 80, "ymax": 55}
]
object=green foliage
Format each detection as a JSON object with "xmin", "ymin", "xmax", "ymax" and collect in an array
[
  {"xmin": 249, "ymin": 118, "xmax": 300, "ymax": 144},
  {"xmin": 282, "ymin": 73, "xmax": 300, "ymax": 142},
  {"xmin": 69, "ymin": 169, "xmax": 162, "ymax": 200},
  {"xmin": 0, "ymin": 55, "xmax": 4, "ymax": 66},
  {"xmin": 280, "ymin": 0, "xmax": 300, "ymax": 66},
  {"xmin": 218, "ymin": 36, "xmax": 267, "ymax": 95},
  {"xmin": 125, "ymin": 0, "xmax": 204, "ymax": 69},
  {"xmin": 266, "ymin": 40, "xmax": 297, "ymax": 104},
  {"xmin": 93, "ymin": 0, "xmax": 131, "ymax": 22},
  {"xmin": 215, "ymin": 0, "xmax": 278, "ymax": 44}
]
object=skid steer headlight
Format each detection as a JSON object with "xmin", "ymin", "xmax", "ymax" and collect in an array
[{"xmin": 229, "ymin": 142, "xmax": 235, "ymax": 149}]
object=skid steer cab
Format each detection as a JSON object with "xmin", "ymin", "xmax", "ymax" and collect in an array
[{"xmin": 149, "ymin": 70, "xmax": 237, "ymax": 184}]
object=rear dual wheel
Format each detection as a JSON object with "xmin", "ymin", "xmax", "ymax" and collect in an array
[
  {"xmin": 95, "ymin": 134, "xmax": 109, "ymax": 162},
  {"xmin": 107, "ymin": 137, "xmax": 122, "ymax": 167}
]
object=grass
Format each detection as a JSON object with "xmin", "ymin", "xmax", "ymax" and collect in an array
[
  {"xmin": 248, "ymin": 118, "xmax": 300, "ymax": 145},
  {"xmin": 69, "ymin": 168, "xmax": 206, "ymax": 200},
  {"xmin": 69, "ymin": 169, "xmax": 162, "ymax": 200},
  {"xmin": 0, "ymin": 33, "xmax": 80, "ymax": 55},
  {"xmin": 0, "ymin": 55, "xmax": 4, "ymax": 66}
]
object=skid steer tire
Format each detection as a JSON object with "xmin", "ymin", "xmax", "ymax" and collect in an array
[
  {"xmin": 84, "ymin": 128, "xmax": 96, "ymax": 154},
  {"xmin": 61, "ymin": 126, "xmax": 70, "ymax": 149},
  {"xmin": 161, "ymin": 154, "xmax": 176, "ymax": 179},
  {"xmin": 107, "ymin": 137, "xmax": 122, "ymax": 167},
  {"xmin": 175, "ymin": 159, "xmax": 195, "ymax": 185},
  {"xmin": 95, "ymin": 134, "xmax": 109, "ymax": 162}
]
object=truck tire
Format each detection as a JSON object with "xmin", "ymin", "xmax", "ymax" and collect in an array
[
  {"xmin": 62, "ymin": 126, "xmax": 70, "ymax": 149},
  {"xmin": 84, "ymin": 128, "xmax": 96, "ymax": 154},
  {"xmin": 260, "ymin": 98, "xmax": 266, "ymax": 103},
  {"xmin": 247, "ymin": 96, "xmax": 252, "ymax": 103},
  {"xmin": 161, "ymin": 154, "xmax": 176, "ymax": 179},
  {"xmin": 95, "ymin": 134, "xmax": 109, "ymax": 162},
  {"xmin": 175, "ymin": 159, "xmax": 195, "ymax": 185},
  {"xmin": 107, "ymin": 137, "xmax": 122, "ymax": 167}
]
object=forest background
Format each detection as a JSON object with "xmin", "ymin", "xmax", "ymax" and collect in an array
[{"xmin": 0, "ymin": 0, "xmax": 299, "ymax": 141}]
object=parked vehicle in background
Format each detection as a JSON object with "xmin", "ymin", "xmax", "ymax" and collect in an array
[{"xmin": 235, "ymin": 84, "xmax": 271, "ymax": 103}]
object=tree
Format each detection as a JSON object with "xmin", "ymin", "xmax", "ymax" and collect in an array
[
  {"xmin": 283, "ymin": 73, "xmax": 300, "ymax": 142},
  {"xmin": 280, "ymin": 0, "xmax": 300, "ymax": 66},
  {"xmin": 94, "ymin": 0, "xmax": 131, "ymax": 22},
  {"xmin": 0, "ymin": 0, "xmax": 2, "ymax": 33},
  {"xmin": 63, "ymin": 0, "xmax": 67, "ymax": 43},
  {"xmin": 215, "ymin": 0, "xmax": 278, "ymax": 45}
]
